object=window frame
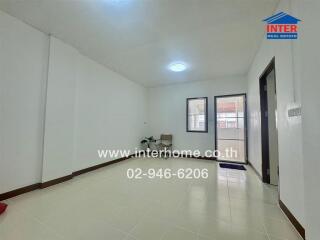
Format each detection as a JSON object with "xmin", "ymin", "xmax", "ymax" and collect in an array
[{"xmin": 186, "ymin": 97, "xmax": 208, "ymax": 133}]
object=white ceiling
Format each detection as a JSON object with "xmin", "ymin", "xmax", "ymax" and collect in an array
[{"xmin": 0, "ymin": 0, "xmax": 279, "ymax": 87}]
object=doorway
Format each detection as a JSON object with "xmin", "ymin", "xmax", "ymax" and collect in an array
[
  {"xmin": 214, "ymin": 94, "xmax": 247, "ymax": 163},
  {"xmin": 259, "ymin": 57, "xmax": 279, "ymax": 185}
]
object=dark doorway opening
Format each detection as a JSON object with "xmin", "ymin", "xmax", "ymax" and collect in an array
[{"xmin": 259, "ymin": 57, "xmax": 279, "ymax": 185}]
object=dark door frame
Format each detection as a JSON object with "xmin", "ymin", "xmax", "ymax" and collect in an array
[
  {"xmin": 259, "ymin": 57, "xmax": 276, "ymax": 184},
  {"xmin": 214, "ymin": 93, "xmax": 248, "ymax": 164}
]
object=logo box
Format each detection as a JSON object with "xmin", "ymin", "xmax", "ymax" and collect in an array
[{"xmin": 263, "ymin": 12, "xmax": 301, "ymax": 40}]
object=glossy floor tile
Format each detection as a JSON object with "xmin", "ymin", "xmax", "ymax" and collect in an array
[{"xmin": 0, "ymin": 157, "xmax": 302, "ymax": 240}]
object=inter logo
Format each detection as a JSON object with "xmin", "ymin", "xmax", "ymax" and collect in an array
[{"xmin": 263, "ymin": 12, "xmax": 301, "ymax": 40}]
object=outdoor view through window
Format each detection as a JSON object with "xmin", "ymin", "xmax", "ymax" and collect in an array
[{"xmin": 187, "ymin": 98, "xmax": 207, "ymax": 132}]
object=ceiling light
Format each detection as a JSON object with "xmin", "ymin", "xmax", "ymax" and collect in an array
[{"xmin": 168, "ymin": 62, "xmax": 187, "ymax": 72}]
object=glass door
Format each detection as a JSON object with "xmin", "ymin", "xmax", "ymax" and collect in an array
[{"xmin": 214, "ymin": 94, "xmax": 247, "ymax": 163}]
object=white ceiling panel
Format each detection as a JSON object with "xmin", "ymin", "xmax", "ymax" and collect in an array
[{"xmin": 0, "ymin": 0, "xmax": 279, "ymax": 87}]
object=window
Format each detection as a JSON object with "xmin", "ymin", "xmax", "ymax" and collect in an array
[{"xmin": 186, "ymin": 97, "xmax": 208, "ymax": 132}]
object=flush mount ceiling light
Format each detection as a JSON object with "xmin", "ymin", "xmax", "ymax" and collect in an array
[{"xmin": 168, "ymin": 62, "xmax": 187, "ymax": 72}]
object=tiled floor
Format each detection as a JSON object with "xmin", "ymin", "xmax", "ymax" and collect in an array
[{"xmin": 0, "ymin": 157, "xmax": 302, "ymax": 240}]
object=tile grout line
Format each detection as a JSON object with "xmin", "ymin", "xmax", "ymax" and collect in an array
[
  {"xmin": 226, "ymin": 169, "xmax": 233, "ymax": 229},
  {"xmin": 263, "ymin": 222, "xmax": 272, "ymax": 240},
  {"xmin": 2, "ymin": 204, "xmax": 67, "ymax": 240}
]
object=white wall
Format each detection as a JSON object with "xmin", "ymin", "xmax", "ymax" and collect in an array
[
  {"xmin": 43, "ymin": 37, "xmax": 148, "ymax": 176},
  {"xmin": 0, "ymin": 10, "xmax": 148, "ymax": 193},
  {"xmin": 148, "ymin": 77, "xmax": 247, "ymax": 155},
  {"xmin": 0, "ymin": 10, "xmax": 49, "ymax": 192},
  {"xmin": 73, "ymin": 50, "xmax": 148, "ymax": 171},
  {"xmin": 42, "ymin": 37, "xmax": 77, "ymax": 182},
  {"xmin": 296, "ymin": 1, "xmax": 320, "ymax": 239},
  {"xmin": 247, "ymin": 0, "xmax": 305, "ymax": 225}
]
